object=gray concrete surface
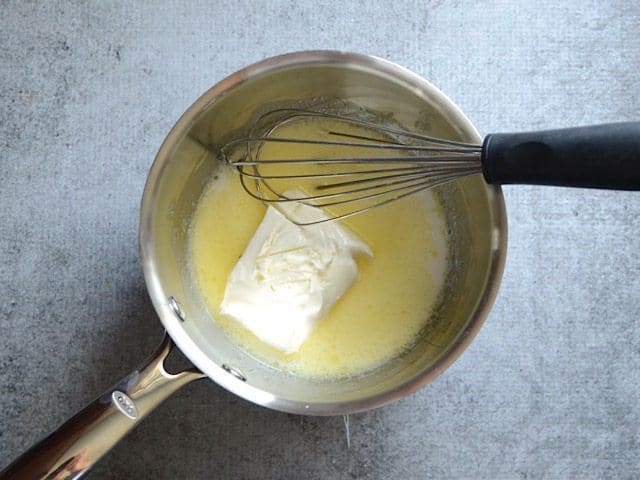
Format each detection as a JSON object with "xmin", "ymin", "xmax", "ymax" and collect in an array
[{"xmin": 1, "ymin": 1, "xmax": 639, "ymax": 478}]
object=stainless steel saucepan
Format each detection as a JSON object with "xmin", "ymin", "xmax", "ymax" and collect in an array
[{"xmin": 0, "ymin": 51, "xmax": 506, "ymax": 479}]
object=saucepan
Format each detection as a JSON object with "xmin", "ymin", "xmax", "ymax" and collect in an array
[{"xmin": 0, "ymin": 51, "xmax": 506, "ymax": 478}]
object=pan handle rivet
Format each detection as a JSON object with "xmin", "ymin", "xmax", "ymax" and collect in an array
[
  {"xmin": 168, "ymin": 296, "xmax": 186, "ymax": 322},
  {"xmin": 222, "ymin": 364, "xmax": 247, "ymax": 382}
]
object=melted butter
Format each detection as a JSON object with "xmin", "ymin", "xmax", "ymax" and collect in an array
[{"xmin": 189, "ymin": 117, "xmax": 450, "ymax": 378}]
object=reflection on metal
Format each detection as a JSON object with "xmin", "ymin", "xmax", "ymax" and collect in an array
[
  {"xmin": 222, "ymin": 364, "xmax": 247, "ymax": 382},
  {"xmin": 168, "ymin": 296, "xmax": 186, "ymax": 322},
  {"xmin": 111, "ymin": 390, "xmax": 138, "ymax": 420}
]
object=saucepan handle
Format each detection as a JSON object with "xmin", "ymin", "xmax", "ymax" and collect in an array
[
  {"xmin": 482, "ymin": 122, "xmax": 640, "ymax": 190},
  {"xmin": 0, "ymin": 334, "xmax": 204, "ymax": 480}
]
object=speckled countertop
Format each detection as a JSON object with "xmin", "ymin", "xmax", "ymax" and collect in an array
[{"xmin": 1, "ymin": 1, "xmax": 639, "ymax": 478}]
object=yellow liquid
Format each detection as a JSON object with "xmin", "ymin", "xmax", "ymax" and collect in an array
[{"xmin": 189, "ymin": 118, "xmax": 450, "ymax": 378}]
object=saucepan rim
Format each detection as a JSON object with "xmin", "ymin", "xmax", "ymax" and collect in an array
[{"xmin": 138, "ymin": 50, "xmax": 508, "ymax": 415}]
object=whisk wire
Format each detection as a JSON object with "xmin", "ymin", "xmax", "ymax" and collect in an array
[
  {"xmin": 236, "ymin": 162, "xmax": 478, "ymax": 181},
  {"xmin": 224, "ymin": 137, "xmax": 479, "ymax": 155},
  {"xmin": 223, "ymin": 108, "xmax": 483, "ymax": 225},
  {"xmin": 249, "ymin": 107, "xmax": 480, "ymax": 148}
]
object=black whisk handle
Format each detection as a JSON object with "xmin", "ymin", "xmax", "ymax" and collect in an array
[{"xmin": 481, "ymin": 122, "xmax": 640, "ymax": 190}]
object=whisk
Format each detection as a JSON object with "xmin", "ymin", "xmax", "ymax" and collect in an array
[{"xmin": 221, "ymin": 108, "xmax": 640, "ymax": 225}]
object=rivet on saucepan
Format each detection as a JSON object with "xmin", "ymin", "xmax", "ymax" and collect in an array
[
  {"xmin": 168, "ymin": 296, "xmax": 186, "ymax": 322},
  {"xmin": 222, "ymin": 364, "xmax": 247, "ymax": 382}
]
